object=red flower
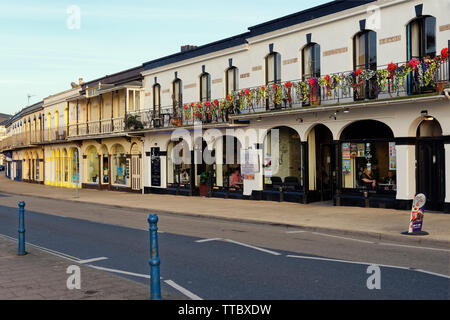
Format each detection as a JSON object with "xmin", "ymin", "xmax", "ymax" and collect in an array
[
  {"xmin": 356, "ymin": 69, "xmax": 362, "ymax": 76},
  {"xmin": 205, "ymin": 101, "xmax": 211, "ymax": 107},
  {"xmin": 214, "ymin": 99, "xmax": 219, "ymax": 107},
  {"xmin": 190, "ymin": 102, "xmax": 194, "ymax": 107},
  {"xmin": 183, "ymin": 104, "xmax": 188, "ymax": 110},
  {"xmin": 408, "ymin": 58, "xmax": 419, "ymax": 69},
  {"xmin": 285, "ymin": 81, "xmax": 292, "ymax": 88},
  {"xmin": 308, "ymin": 78, "xmax": 316, "ymax": 86},
  {"xmin": 387, "ymin": 63, "xmax": 397, "ymax": 73},
  {"xmin": 324, "ymin": 75, "xmax": 330, "ymax": 82},
  {"xmin": 226, "ymin": 94, "xmax": 231, "ymax": 101},
  {"xmin": 260, "ymin": 86, "xmax": 266, "ymax": 91},
  {"xmin": 197, "ymin": 102, "xmax": 201, "ymax": 108},
  {"xmin": 244, "ymin": 88, "xmax": 250, "ymax": 95},
  {"xmin": 272, "ymin": 84, "xmax": 278, "ymax": 90},
  {"xmin": 441, "ymin": 48, "xmax": 449, "ymax": 59}
]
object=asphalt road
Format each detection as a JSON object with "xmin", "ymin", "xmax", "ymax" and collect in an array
[{"xmin": 0, "ymin": 192, "xmax": 448, "ymax": 300}]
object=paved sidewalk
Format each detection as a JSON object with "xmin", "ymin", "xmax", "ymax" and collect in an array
[
  {"xmin": 1, "ymin": 175, "xmax": 450, "ymax": 247},
  {"xmin": 0, "ymin": 236, "xmax": 177, "ymax": 300}
]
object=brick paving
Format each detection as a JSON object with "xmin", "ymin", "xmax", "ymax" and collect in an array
[{"xmin": 0, "ymin": 237, "xmax": 177, "ymax": 300}]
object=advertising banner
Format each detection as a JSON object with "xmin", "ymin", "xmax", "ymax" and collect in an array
[
  {"xmin": 408, "ymin": 193, "xmax": 426, "ymax": 233},
  {"xmin": 389, "ymin": 142, "xmax": 397, "ymax": 171}
]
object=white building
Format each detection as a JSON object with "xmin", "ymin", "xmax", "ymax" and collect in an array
[{"xmin": 137, "ymin": 0, "xmax": 450, "ymax": 212}]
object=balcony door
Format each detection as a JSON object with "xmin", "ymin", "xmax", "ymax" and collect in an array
[
  {"xmin": 407, "ymin": 16, "xmax": 436, "ymax": 94},
  {"xmin": 353, "ymin": 30, "xmax": 377, "ymax": 100}
]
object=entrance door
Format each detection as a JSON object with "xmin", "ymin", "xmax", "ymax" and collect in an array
[
  {"xmin": 131, "ymin": 155, "xmax": 141, "ymax": 191},
  {"xmin": 16, "ymin": 161, "xmax": 22, "ymax": 181},
  {"xmin": 318, "ymin": 144, "xmax": 335, "ymax": 201},
  {"xmin": 416, "ymin": 140, "xmax": 445, "ymax": 211}
]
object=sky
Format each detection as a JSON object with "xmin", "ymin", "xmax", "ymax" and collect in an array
[{"xmin": 0, "ymin": 0, "xmax": 329, "ymax": 116}]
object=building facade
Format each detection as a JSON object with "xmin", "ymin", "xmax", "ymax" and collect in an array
[{"xmin": 1, "ymin": 0, "xmax": 450, "ymax": 212}]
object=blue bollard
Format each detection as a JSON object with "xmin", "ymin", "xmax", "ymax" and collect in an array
[
  {"xmin": 148, "ymin": 214, "xmax": 161, "ymax": 300},
  {"xmin": 18, "ymin": 201, "xmax": 26, "ymax": 256}
]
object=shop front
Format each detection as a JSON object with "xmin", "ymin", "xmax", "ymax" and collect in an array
[{"xmin": 337, "ymin": 120, "xmax": 397, "ymax": 208}]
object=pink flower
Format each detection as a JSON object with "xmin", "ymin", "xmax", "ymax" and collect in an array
[
  {"xmin": 244, "ymin": 88, "xmax": 250, "ymax": 95},
  {"xmin": 409, "ymin": 58, "xmax": 419, "ymax": 69}
]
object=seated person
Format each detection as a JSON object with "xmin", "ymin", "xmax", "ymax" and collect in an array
[
  {"xmin": 383, "ymin": 171, "xmax": 396, "ymax": 190},
  {"xmin": 384, "ymin": 171, "xmax": 396, "ymax": 185},
  {"xmin": 229, "ymin": 169, "xmax": 242, "ymax": 189},
  {"xmin": 361, "ymin": 168, "xmax": 376, "ymax": 189},
  {"xmin": 180, "ymin": 169, "xmax": 190, "ymax": 184}
]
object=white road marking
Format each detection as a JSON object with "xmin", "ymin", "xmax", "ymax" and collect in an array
[
  {"xmin": 287, "ymin": 254, "xmax": 408, "ymax": 270},
  {"xmin": 0, "ymin": 233, "xmax": 79, "ymax": 262},
  {"xmin": 164, "ymin": 280, "xmax": 203, "ymax": 300},
  {"xmin": 414, "ymin": 269, "xmax": 450, "ymax": 279},
  {"xmin": 78, "ymin": 257, "xmax": 108, "ymax": 264},
  {"xmin": 88, "ymin": 265, "xmax": 150, "ymax": 279},
  {"xmin": 378, "ymin": 242, "xmax": 450, "ymax": 252},
  {"xmin": 286, "ymin": 231, "xmax": 308, "ymax": 234},
  {"xmin": 195, "ymin": 238, "xmax": 222, "ymax": 243},
  {"xmin": 287, "ymin": 255, "xmax": 450, "ymax": 278},
  {"xmin": 223, "ymin": 239, "xmax": 281, "ymax": 256},
  {"xmin": 311, "ymin": 232, "xmax": 375, "ymax": 244}
]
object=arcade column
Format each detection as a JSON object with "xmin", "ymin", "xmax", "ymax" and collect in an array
[{"xmin": 395, "ymin": 144, "xmax": 416, "ymax": 210}]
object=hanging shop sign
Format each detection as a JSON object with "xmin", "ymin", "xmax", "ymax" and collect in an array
[
  {"xmin": 350, "ymin": 144, "xmax": 358, "ymax": 157},
  {"xmin": 389, "ymin": 142, "xmax": 397, "ymax": 171},
  {"xmin": 408, "ymin": 193, "xmax": 426, "ymax": 233}
]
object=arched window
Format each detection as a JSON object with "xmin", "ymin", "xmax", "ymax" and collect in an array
[
  {"xmin": 353, "ymin": 30, "xmax": 377, "ymax": 100},
  {"xmin": 153, "ymin": 84, "xmax": 161, "ymax": 119},
  {"xmin": 225, "ymin": 67, "xmax": 239, "ymax": 95},
  {"xmin": 172, "ymin": 78, "xmax": 182, "ymax": 116},
  {"xmin": 407, "ymin": 16, "xmax": 436, "ymax": 60},
  {"xmin": 200, "ymin": 73, "xmax": 211, "ymax": 102},
  {"xmin": 302, "ymin": 43, "xmax": 321, "ymax": 79},
  {"xmin": 265, "ymin": 52, "xmax": 281, "ymax": 85}
]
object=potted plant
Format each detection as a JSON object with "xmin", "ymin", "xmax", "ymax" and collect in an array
[
  {"xmin": 198, "ymin": 171, "xmax": 210, "ymax": 197},
  {"xmin": 125, "ymin": 115, "xmax": 144, "ymax": 131}
]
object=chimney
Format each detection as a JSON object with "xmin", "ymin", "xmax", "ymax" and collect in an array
[
  {"xmin": 181, "ymin": 45, "xmax": 198, "ymax": 52},
  {"xmin": 78, "ymin": 78, "xmax": 83, "ymax": 85}
]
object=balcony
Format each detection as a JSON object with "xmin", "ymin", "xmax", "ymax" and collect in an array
[
  {"xmin": 64, "ymin": 52, "xmax": 449, "ymax": 136},
  {"xmin": 67, "ymin": 117, "xmax": 125, "ymax": 138},
  {"xmin": 42, "ymin": 127, "xmax": 67, "ymax": 143}
]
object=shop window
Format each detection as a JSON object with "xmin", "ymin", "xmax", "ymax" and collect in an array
[
  {"xmin": 263, "ymin": 127, "xmax": 302, "ymax": 189},
  {"xmin": 167, "ymin": 140, "xmax": 191, "ymax": 188},
  {"xmin": 87, "ymin": 146, "xmax": 99, "ymax": 183},
  {"xmin": 70, "ymin": 148, "xmax": 79, "ymax": 184},
  {"xmin": 112, "ymin": 144, "xmax": 128, "ymax": 186},
  {"xmin": 340, "ymin": 121, "xmax": 396, "ymax": 192}
]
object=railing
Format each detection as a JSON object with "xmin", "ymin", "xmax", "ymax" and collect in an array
[
  {"xmin": 0, "ymin": 133, "xmax": 27, "ymax": 151},
  {"xmin": 51, "ymin": 53, "xmax": 450, "ymax": 139},
  {"xmin": 43, "ymin": 127, "xmax": 67, "ymax": 142}
]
